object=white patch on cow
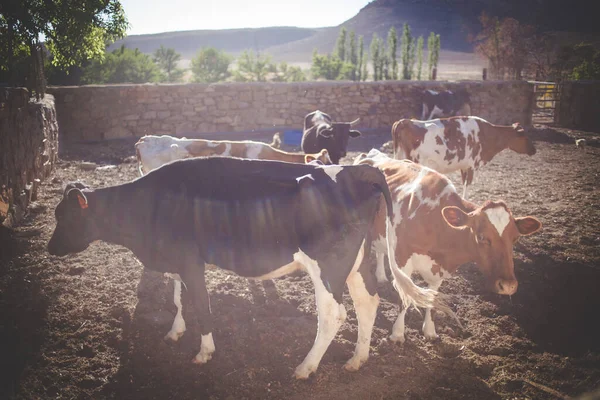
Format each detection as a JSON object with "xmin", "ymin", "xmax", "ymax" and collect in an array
[
  {"xmin": 193, "ymin": 333, "xmax": 215, "ymax": 364},
  {"xmin": 428, "ymin": 105, "xmax": 444, "ymax": 120},
  {"xmin": 245, "ymin": 142, "xmax": 264, "ymax": 159},
  {"xmin": 206, "ymin": 141, "xmax": 220, "ymax": 147},
  {"xmin": 293, "ymin": 249, "xmax": 347, "ymax": 379},
  {"xmin": 221, "ymin": 142, "xmax": 232, "ymax": 156},
  {"xmin": 164, "ymin": 279, "xmax": 186, "ymax": 342},
  {"xmin": 447, "ymin": 90, "xmax": 453, "ymax": 95},
  {"xmin": 427, "ymin": 89, "xmax": 439, "ymax": 95},
  {"xmin": 296, "ymin": 173, "xmax": 315, "ymax": 184},
  {"xmin": 319, "ymin": 165, "xmax": 343, "ymax": 182},
  {"xmin": 484, "ymin": 206, "xmax": 511, "ymax": 237},
  {"xmin": 136, "ymin": 135, "xmax": 192, "ymax": 174}
]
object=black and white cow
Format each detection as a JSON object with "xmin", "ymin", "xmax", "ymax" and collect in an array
[
  {"xmin": 301, "ymin": 110, "xmax": 361, "ymax": 164},
  {"xmin": 421, "ymin": 89, "xmax": 471, "ymax": 120},
  {"xmin": 47, "ymin": 156, "xmax": 441, "ymax": 379}
]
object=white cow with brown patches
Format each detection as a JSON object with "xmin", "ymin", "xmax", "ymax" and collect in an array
[
  {"xmin": 354, "ymin": 149, "xmax": 542, "ymax": 342},
  {"xmin": 135, "ymin": 135, "xmax": 332, "ymax": 175},
  {"xmin": 392, "ymin": 116, "xmax": 537, "ymax": 199}
]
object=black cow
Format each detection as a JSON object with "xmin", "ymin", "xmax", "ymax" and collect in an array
[
  {"xmin": 421, "ymin": 89, "xmax": 471, "ymax": 120},
  {"xmin": 301, "ymin": 110, "xmax": 361, "ymax": 164},
  {"xmin": 47, "ymin": 156, "xmax": 439, "ymax": 379}
]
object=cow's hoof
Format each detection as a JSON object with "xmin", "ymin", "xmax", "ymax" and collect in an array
[
  {"xmin": 389, "ymin": 333, "xmax": 405, "ymax": 344},
  {"xmin": 294, "ymin": 363, "xmax": 316, "ymax": 380},
  {"xmin": 424, "ymin": 332, "xmax": 440, "ymax": 342},
  {"xmin": 344, "ymin": 355, "xmax": 367, "ymax": 372},
  {"xmin": 164, "ymin": 330, "xmax": 185, "ymax": 342},
  {"xmin": 192, "ymin": 350, "xmax": 214, "ymax": 365}
]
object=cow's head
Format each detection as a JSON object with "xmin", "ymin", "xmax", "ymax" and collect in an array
[
  {"xmin": 48, "ymin": 182, "xmax": 96, "ymax": 257},
  {"xmin": 509, "ymin": 123, "xmax": 536, "ymax": 156},
  {"xmin": 304, "ymin": 149, "xmax": 332, "ymax": 165},
  {"xmin": 441, "ymin": 201, "xmax": 541, "ymax": 295},
  {"xmin": 317, "ymin": 118, "xmax": 361, "ymax": 163}
]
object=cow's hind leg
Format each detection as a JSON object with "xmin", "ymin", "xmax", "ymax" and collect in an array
[
  {"xmin": 345, "ymin": 242, "xmax": 379, "ymax": 371},
  {"xmin": 181, "ymin": 262, "xmax": 215, "ymax": 364},
  {"xmin": 164, "ymin": 276, "xmax": 186, "ymax": 342},
  {"xmin": 413, "ymin": 257, "xmax": 444, "ymax": 341},
  {"xmin": 293, "ymin": 251, "xmax": 348, "ymax": 380}
]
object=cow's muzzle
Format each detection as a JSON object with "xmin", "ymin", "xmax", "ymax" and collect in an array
[{"xmin": 494, "ymin": 279, "xmax": 518, "ymax": 295}]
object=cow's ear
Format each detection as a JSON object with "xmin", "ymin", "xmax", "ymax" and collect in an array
[
  {"xmin": 515, "ymin": 216, "xmax": 541, "ymax": 236},
  {"xmin": 318, "ymin": 128, "xmax": 334, "ymax": 138},
  {"xmin": 512, "ymin": 122, "xmax": 524, "ymax": 131},
  {"xmin": 349, "ymin": 130, "xmax": 361, "ymax": 138},
  {"xmin": 304, "ymin": 154, "xmax": 316, "ymax": 163},
  {"xmin": 66, "ymin": 188, "xmax": 88, "ymax": 209},
  {"xmin": 442, "ymin": 206, "xmax": 469, "ymax": 229}
]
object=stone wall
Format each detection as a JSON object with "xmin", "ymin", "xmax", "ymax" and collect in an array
[
  {"xmin": 555, "ymin": 81, "xmax": 600, "ymax": 133},
  {"xmin": 0, "ymin": 89, "xmax": 59, "ymax": 227},
  {"xmin": 47, "ymin": 81, "xmax": 533, "ymax": 142}
]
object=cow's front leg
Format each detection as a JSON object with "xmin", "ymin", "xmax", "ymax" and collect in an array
[
  {"xmin": 460, "ymin": 168, "xmax": 474, "ymax": 200},
  {"xmin": 164, "ymin": 275, "xmax": 186, "ymax": 342},
  {"xmin": 181, "ymin": 262, "xmax": 215, "ymax": 364},
  {"xmin": 293, "ymin": 251, "xmax": 348, "ymax": 380}
]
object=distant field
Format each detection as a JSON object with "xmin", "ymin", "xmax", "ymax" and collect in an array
[{"xmin": 178, "ymin": 50, "xmax": 486, "ymax": 82}]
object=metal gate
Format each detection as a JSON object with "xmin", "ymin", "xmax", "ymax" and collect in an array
[{"xmin": 530, "ymin": 81, "xmax": 561, "ymax": 123}]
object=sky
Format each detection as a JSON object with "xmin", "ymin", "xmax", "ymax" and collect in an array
[{"xmin": 120, "ymin": 0, "xmax": 372, "ymax": 35}]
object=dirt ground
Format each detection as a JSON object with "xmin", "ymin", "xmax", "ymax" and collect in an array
[{"xmin": 1, "ymin": 122, "xmax": 599, "ymax": 400}]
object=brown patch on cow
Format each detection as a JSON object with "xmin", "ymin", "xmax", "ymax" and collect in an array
[
  {"xmin": 420, "ymin": 172, "xmax": 449, "ymax": 200},
  {"xmin": 441, "ymin": 119, "xmax": 466, "ymax": 162},
  {"xmin": 392, "ymin": 119, "xmax": 428, "ymax": 160},
  {"xmin": 435, "ymin": 135, "xmax": 444, "ymax": 145},
  {"xmin": 185, "ymin": 141, "xmax": 227, "ymax": 157},
  {"xmin": 431, "ymin": 263, "xmax": 443, "ymax": 277}
]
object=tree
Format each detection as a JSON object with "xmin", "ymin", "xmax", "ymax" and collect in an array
[
  {"xmin": 335, "ymin": 27, "xmax": 347, "ymax": 62},
  {"xmin": 0, "ymin": 0, "xmax": 128, "ymax": 91},
  {"xmin": 311, "ymin": 50, "xmax": 343, "ymax": 80},
  {"xmin": 427, "ymin": 32, "xmax": 441, "ymax": 79},
  {"xmin": 388, "ymin": 26, "xmax": 398, "ymax": 80},
  {"xmin": 82, "ymin": 45, "xmax": 160, "ymax": 84},
  {"xmin": 153, "ymin": 46, "xmax": 185, "ymax": 82},
  {"xmin": 552, "ymin": 43, "xmax": 600, "ymax": 81},
  {"xmin": 191, "ymin": 47, "xmax": 232, "ymax": 83},
  {"xmin": 271, "ymin": 62, "xmax": 306, "ymax": 82},
  {"xmin": 233, "ymin": 49, "xmax": 273, "ymax": 82},
  {"xmin": 472, "ymin": 13, "xmax": 534, "ymax": 79},
  {"xmin": 357, "ymin": 35, "xmax": 366, "ymax": 81},
  {"xmin": 348, "ymin": 30, "xmax": 358, "ymax": 81},
  {"xmin": 416, "ymin": 36, "xmax": 424, "ymax": 80},
  {"xmin": 370, "ymin": 33, "xmax": 382, "ymax": 81},
  {"xmin": 401, "ymin": 23, "xmax": 415, "ymax": 79}
]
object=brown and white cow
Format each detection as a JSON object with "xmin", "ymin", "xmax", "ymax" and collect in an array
[
  {"xmin": 354, "ymin": 149, "xmax": 542, "ymax": 343},
  {"xmin": 135, "ymin": 135, "xmax": 332, "ymax": 175},
  {"xmin": 420, "ymin": 89, "xmax": 471, "ymax": 120},
  {"xmin": 392, "ymin": 116, "xmax": 537, "ymax": 199}
]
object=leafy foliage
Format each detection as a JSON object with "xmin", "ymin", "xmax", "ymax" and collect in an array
[
  {"xmin": 427, "ymin": 32, "xmax": 441, "ymax": 80},
  {"xmin": 271, "ymin": 62, "xmax": 306, "ymax": 82},
  {"xmin": 388, "ymin": 27, "xmax": 398, "ymax": 80},
  {"xmin": 473, "ymin": 13, "xmax": 534, "ymax": 79},
  {"xmin": 311, "ymin": 50, "xmax": 344, "ymax": 80},
  {"xmin": 357, "ymin": 35, "xmax": 366, "ymax": 81},
  {"xmin": 401, "ymin": 23, "xmax": 415, "ymax": 79},
  {"xmin": 370, "ymin": 33, "xmax": 382, "ymax": 81},
  {"xmin": 233, "ymin": 50, "xmax": 274, "ymax": 82},
  {"xmin": 153, "ymin": 46, "xmax": 185, "ymax": 82},
  {"xmin": 82, "ymin": 45, "xmax": 159, "ymax": 84},
  {"xmin": 191, "ymin": 47, "xmax": 232, "ymax": 83},
  {"xmin": 416, "ymin": 36, "xmax": 424, "ymax": 80},
  {"xmin": 335, "ymin": 27, "xmax": 347, "ymax": 62},
  {"xmin": 348, "ymin": 31, "xmax": 358, "ymax": 81}
]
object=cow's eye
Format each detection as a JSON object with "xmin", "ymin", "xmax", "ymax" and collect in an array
[{"xmin": 477, "ymin": 234, "xmax": 490, "ymax": 245}]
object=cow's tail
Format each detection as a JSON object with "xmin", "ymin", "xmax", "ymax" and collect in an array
[
  {"xmin": 378, "ymin": 171, "xmax": 459, "ymax": 324},
  {"xmin": 391, "ymin": 120, "xmax": 407, "ymax": 160}
]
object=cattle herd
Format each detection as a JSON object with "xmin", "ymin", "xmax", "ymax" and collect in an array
[{"xmin": 47, "ymin": 90, "xmax": 542, "ymax": 380}]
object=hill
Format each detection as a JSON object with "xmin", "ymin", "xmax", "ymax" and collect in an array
[{"xmin": 108, "ymin": 0, "xmax": 596, "ymax": 80}]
